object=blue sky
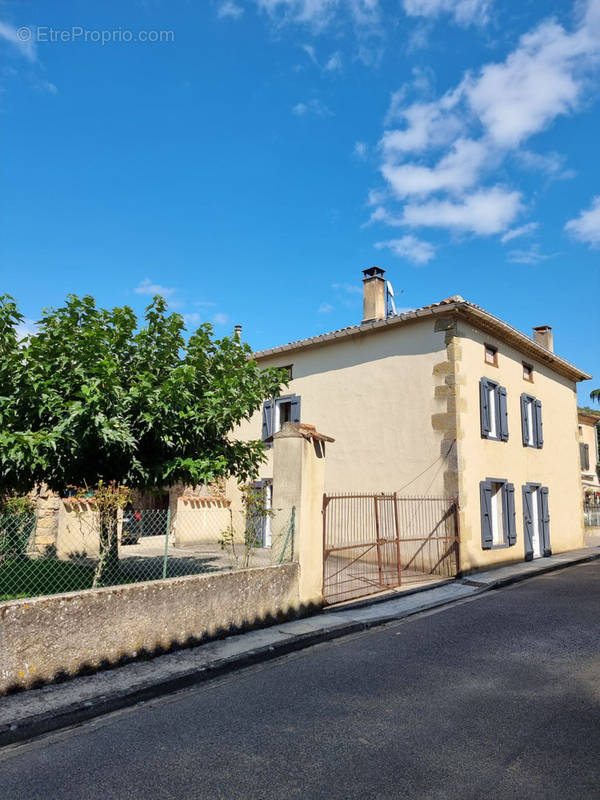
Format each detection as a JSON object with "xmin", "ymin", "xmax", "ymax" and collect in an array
[{"xmin": 1, "ymin": 0, "xmax": 599, "ymax": 402}]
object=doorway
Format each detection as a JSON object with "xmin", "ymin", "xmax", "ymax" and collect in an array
[{"xmin": 523, "ymin": 484, "xmax": 551, "ymax": 560}]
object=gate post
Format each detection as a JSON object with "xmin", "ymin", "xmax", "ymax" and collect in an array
[{"xmin": 272, "ymin": 423, "xmax": 334, "ymax": 608}]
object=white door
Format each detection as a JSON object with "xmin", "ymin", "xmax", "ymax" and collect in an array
[
  {"xmin": 530, "ymin": 487, "xmax": 542, "ymax": 558},
  {"xmin": 263, "ymin": 483, "xmax": 272, "ymax": 547}
]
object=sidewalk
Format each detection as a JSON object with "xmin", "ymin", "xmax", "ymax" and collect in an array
[{"xmin": 1, "ymin": 546, "xmax": 598, "ymax": 748}]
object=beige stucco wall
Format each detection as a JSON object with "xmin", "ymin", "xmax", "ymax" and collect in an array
[
  {"xmin": 0, "ymin": 563, "xmax": 299, "ymax": 694},
  {"xmin": 578, "ymin": 416, "xmax": 600, "ymax": 496},
  {"xmin": 455, "ymin": 319, "xmax": 584, "ymax": 573},
  {"xmin": 229, "ymin": 318, "xmax": 453, "ymax": 498}
]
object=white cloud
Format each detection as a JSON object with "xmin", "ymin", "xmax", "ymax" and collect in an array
[
  {"xmin": 371, "ymin": 0, "xmax": 600, "ymax": 242},
  {"xmin": 382, "ymin": 137, "xmax": 488, "ymax": 198},
  {"xmin": 501, "ymin": 222, "xmax": 539, "ymax": 243},
  {"xmin": 332, "ymin": 281, "xmax": 362, "ymax": 295},
  {"xmin": 318, "ymin": 302, "xmax": 334, "ymax": 312},
  {"xmin": 464, "ymin": 17, "xmax": 599, "ymax": 149},
  {"xmin": 403, "ymin": 0, "xmax": 491, "ymax": 26},
  {"xmin": 401, "ymin": 187, "xmax": 522, "ymax": 235},
  {"xmin": 292, "ymin": 98, "xmax": 333, "ymax": 116},
  {"xmin": 565, "ymin": 196, "xmax": 600, "ymax": 247},
  {"xmin": 0, "ymin": 21, "xmax": 36, "ymax": 60},
  {"xmin": 325, "ymin": 50, "xmax": 343, "ymax": 71},
  {"xmin": 213, "ymin": 312, "xmax": 229, "ymax": 325},
  {"xmin": 301, "ymin": 42, "xmax": 319, "ymax": 64},
  {"xmin": 353, "ymin": 141, "xmax": 368, "ymax": 159},
  {"xmin": 183, "ymin": 312, "xmax": 203, "ymax": 327},
  {"xmin": 515, "ymin": 150, "xmax": 575, "ymax": 180},
  {"xmin": 507, "ymin": 245, "xmax": 551, "ymax": 264},
  {"xmin": 134, "ymin": 278, "xmax": 177, "ymax": 297},
  {"xmin": 218, "ymin": 1, "xmax": 245, "ymax": 18},
  {"xmin": 375, "ymin": 235, "xmax": 435, "ymax": 264},
  {"xmin": 255, "ymin": 0, "xmax": 380, "ymax": 31}
]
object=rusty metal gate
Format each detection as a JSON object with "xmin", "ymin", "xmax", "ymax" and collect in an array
[{"xmin": 322, "ymin": 493, "xmax": 459, "ymax": 606}]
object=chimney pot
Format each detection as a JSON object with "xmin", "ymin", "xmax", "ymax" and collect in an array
[
  {"xmin": 532, "ymin": 325, "xmax": 553, "ymax": 352},
  {"xmin": 362, "ymin": 266, "xmax": 386, "ymax": 323}
]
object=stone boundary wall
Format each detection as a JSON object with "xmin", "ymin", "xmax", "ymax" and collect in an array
[{"xmin": 0, "ymin": 564, "xmax": 299, "ymax": 695}]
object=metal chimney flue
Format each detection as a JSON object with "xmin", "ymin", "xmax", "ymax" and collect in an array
[{"xmin": 362, "ymin": 266, "xmax": 386, "ymax": 323}]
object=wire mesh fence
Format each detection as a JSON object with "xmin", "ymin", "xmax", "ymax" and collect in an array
[{"xmin": 0, "ymin": 504, "xmax": 295, "ymax": 602}]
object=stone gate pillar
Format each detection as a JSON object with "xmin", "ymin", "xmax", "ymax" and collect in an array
[{"xmin": 271, "ymin": 423, "xmax": 334, "ymax": 607}]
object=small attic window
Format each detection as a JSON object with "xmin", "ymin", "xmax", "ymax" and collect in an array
[
  {"xmin": 523, "ymin": 363, "xmax": 534, "ymax": 382},
  {"xmin": 484, "ymin": 344, "xmax": 498, "ymax": 367}
]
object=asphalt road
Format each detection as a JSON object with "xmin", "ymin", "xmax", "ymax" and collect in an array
[{"xmin": 1, "ymin": 562, "xmax": 600, "ymax": 800}]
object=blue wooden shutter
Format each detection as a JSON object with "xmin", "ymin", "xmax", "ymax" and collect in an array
[
  {"xmin": 498, "ymin": 386, "xmax": 509, "ymax": 441},
  {"xmin": 540, "ymin": 487, "xmax": 551, "ymax": 556},
  {"xmin": 534, "ymin": 400, "xmax": 543, "ymax": 449},
  {"xmin": 520, "ymin": 394, "xmax": 529, "ymax": 446},
  {"xmin": 522, "ymin": 485, "xmax": 534, "ymax": 560},
  {"xmin": 262, "ymin": 400, "xmax": 273, "ymax": 444},
  {"xmin": 480, "ymin": 379, "xmax": 490, "ymax": 438},
  {"xmin": 504, "ymin": 483, "xmax": 517, "ymax": 545},
  {"xmin": 290, "ymin": 395, "xmax": 301, "ymax": 424},
  {"xmin": 480, "ymin": 480, "xmax": 493, "ymax": 549}
]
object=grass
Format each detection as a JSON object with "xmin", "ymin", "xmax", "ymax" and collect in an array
[{"xmin": 0, "ymin": 558, "xmax": 96, "ymax": 601}]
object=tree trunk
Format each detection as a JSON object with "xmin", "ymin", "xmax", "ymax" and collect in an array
[{"xmin": 93, "ymin": 512, "xmax": 120, "ymax": 587}]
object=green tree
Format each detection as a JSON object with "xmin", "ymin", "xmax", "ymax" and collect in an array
[
  {"xmin": 591, "ymin": 388, "xmax": 600, "ymax": 404},
  {"xmin": 0, "ymin": 294, "xmax": 286, "ymax": 585}
]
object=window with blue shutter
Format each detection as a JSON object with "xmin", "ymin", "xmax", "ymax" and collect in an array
[
  {"xmin": 262, "ymin": 394, "xmax": 302, "ymax": 445},
  {"xmin": 290, "ymin": 395, "xmax": 301, "ymax": 424},
  {"xmin": 480, "ymin": 379, "xmax": 508, "ymax": 442},
  {"xmin": 520, "ymin": 394, "xmax": 543, "ymax": 449},
  {"xmin": 534, "ymin": 400, "xmax": 543, "ymax": 448},
  {"xmin": 480, "ymin": 481, "xmax": 493, "ymax": 549},
  {"xmin": 504, "ymin": 483, "xmax": 517, "ymax": 545},
  {"xmin": 498, "ymin": 387, "xmax": 509, "ymax": 442},
  {"xmin": 262, "ymin": 400, "xmax": 273, "ymax": 446},
  {"xmin": 540, "ymin": 487, "xmax": 551, "ymax": 557},
  {"xmin": 522, "ymin": 485, "xmax": 534, "ymax": 561},
  {"xmin": 522, "ymin": 483, "xmax": 550, "ymax": 561},
  {"xmin": 480, "ymin": 379, "xmax": 491, "ymax": 438},
  {"xmin": 479, "ymin": 478, "xmax": 515, "ymax": 549}
]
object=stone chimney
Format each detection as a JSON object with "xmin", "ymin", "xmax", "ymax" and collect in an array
[
  {"xmin": 533, "ymin": 325, "xmax": 553, "ymax": 352},
  {"xmin": 362, "ymin": 266, "xmax": 386, "ymax": 323}
]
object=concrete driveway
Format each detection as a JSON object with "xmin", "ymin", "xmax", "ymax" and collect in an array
[{"xmin": 1, "ymin": 561, "xmax": 599, "ymax": 799}]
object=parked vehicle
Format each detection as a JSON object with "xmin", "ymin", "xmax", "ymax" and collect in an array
[{"xmin": 121, "ymin": 508, "xmax": 142, "ymax": 545}]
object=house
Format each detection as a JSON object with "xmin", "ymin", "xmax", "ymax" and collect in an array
[
  {"xmin": 578, "ymin": 409, "xmax": 600, "ymax": 504},
  {"xmin": 228, "ymin": 267, "xmax": 591, "ymax": 577}
]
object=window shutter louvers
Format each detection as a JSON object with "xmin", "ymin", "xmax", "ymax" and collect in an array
[
  {"xmin": 522, "ymin": 486, "xmax": 534, "ymax": 560},
  {"xmin": 480, "ymin": 379, "xmax": 490, "ymax": 438},
  {"xmin": 580, "ymin": 442, "xmax": 589, "ymax": 470},
  {"xmin": 290, "ymin": 395, "xmax": 301, "ymax": 424},
  {"xmin": 520, "ymin": 394, "xmax": 529, "ymax": 446},
  {"xmin": 262, "ymin": 400, "xmax": 273, "ymax": 444},
  {"xmin": 534, "ymin": 400, "xmax": 543, "ymax": 449},
  {"xmin": 480, "ymin": 480, "xmax": 493, "ymax": 549},
  {"xmin": 540, "ymin": 487, "xmax": 551, "ymax": 556},
  {"xmin": 504, "ymin": 483, "xmax": 517, "ymax": 545},
  {"xmin": 498, "ymin": 386, "xmax": 509, "ymax": 441}
]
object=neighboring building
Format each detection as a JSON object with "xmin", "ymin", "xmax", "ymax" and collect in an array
[
  {"xmin": 228, "ymin": 267, "xmax": 591, "ymax": 575},
  {"xmin": 578, "ymin": 409, "xmax": 600, "ymax": 503}
]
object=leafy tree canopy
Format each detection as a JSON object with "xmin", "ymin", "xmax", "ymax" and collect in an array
[{"xmin": 0, "ymin": 294, "xmax": 287, "ymax": 496}]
